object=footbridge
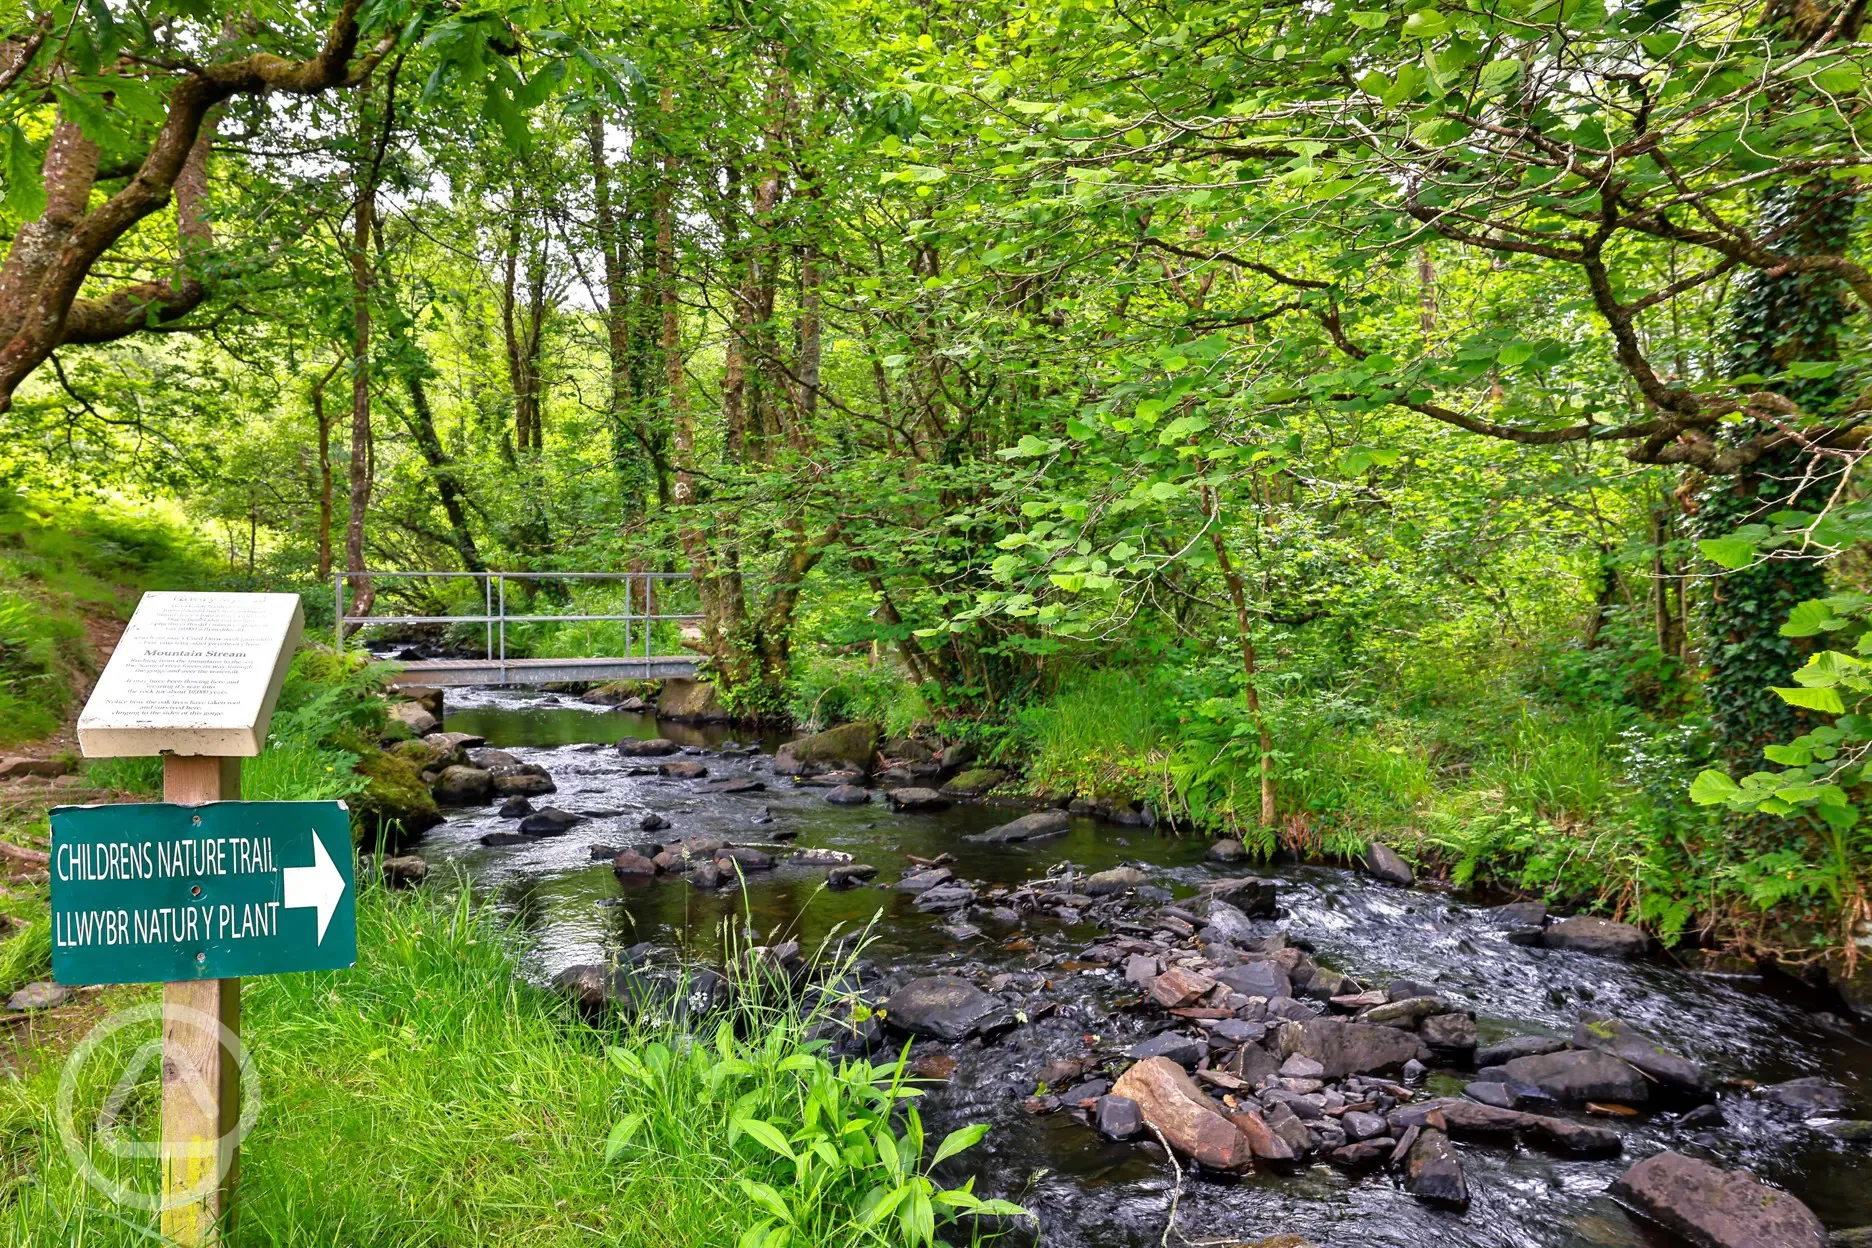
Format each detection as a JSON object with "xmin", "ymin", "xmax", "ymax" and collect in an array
[{"xmin": 336, "ymin": 571, "xmax": 701, "ymax": 687}]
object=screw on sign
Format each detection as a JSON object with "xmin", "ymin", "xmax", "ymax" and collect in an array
[{"xmin": 53, "ymin": 590, "xmax": 359, "ymax": 1245}]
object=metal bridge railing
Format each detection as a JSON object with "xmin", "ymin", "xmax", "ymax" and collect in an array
[{"xmin": 334, "ymin": 570, "xmax": 702, "ymax": 666}]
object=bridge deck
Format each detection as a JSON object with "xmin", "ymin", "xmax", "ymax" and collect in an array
[{"xmin": 384, "ymin": 656, "xmax": 697, "ymax": 688}]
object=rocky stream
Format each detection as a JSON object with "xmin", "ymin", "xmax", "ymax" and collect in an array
[{"xmin": 387, "ymin": 686, "xmax": 1872, "ymax": 1248}]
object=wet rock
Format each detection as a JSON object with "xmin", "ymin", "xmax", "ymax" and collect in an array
[
  {"xmin": 827, "ymin": 864, "xmax": 878, "ymax": 889},
  {"xmin": 915, "ymin": 884, "xmax": 976, "ymax": 913},
  {"xmin": 431, "ymin": 765, "xmax": 495, "ymax": 806},
  {"xmin": 1328, "ymin": 1140, "xmax": 1392, "ymax": 1169},
  {"xmin": 1572, "ymin": 1010, "xmax": 1710, "ymax": 1097},
  {"xmin": 1206, "ymin": 838, "xmax": 1247, "ymax": 862},
  {"xmin": 798, "ymin": 769, "xmax": 864, "ymax": 788},
  {"xmin": 1279, "ymin": 1053, "xmax": 1325, "ymax": 1079},
  {"xmin": 775, "ymin": 721, "xmax": 879, "ymax": 776},
  {"xmin": 519, "ymin": 807, "xmax": 584, "ymax": 836},
  {"xmin": 1476, "ymin": 1034, "xmax": 1566, "ymax": 1067},
  {"xmin": 1112, "ymin": 1057, "xmax": 1255, "ymax": 1170},
  {"xmin": 1542, "ymin": 915, "xmax": 1651, "ymax": 958},
  {"xmin": 1084, "ymin": 866, "xmax": 1148, "ymax": 896},
  {"xmin": 1342, "ymin": 1110, "xmax": 1388, "ymax": 1141},
  {"xmin": 1489, "ymin": 900, "xmax": 1548, "ymax": 926},
  {"xmin": 1201, "ymin": 900, "xmax": 1263, "ymax": 947},
  {"xmin": 823, "ymin": 784, "xmax": 871, "ymax": 805},
  {"xmin": 967, "ymin": 810, "xmax": 1070, "ymax": 843},
  {"xmin": 1282, "ymin": 1019, "xmax": 1421, "ymax": 1078},
  {"xmin": 1094, "ymin": 1094, "xmax": 1145, "ymax": 1139},
  {"xmin": 716, "ymin": 846, "xmax": 776, "ymax": 870},
  {"xmin": 1151, "ymin": 967, "xmax": 1217, "ymax": 1009},
  {"xmin": 1129, "ymin": 1032, "xmax": 1206, "ymax": 1067},
  {"xmin": 1501, "ymin": 1048, "xmax": 1649, "ymax": 1105},
  {"xmin": 381, "ymin": 855, "xmax": 427, "ymax": 889},
  {"xmin": 1825, "ymin": 1121, "xmax": 1872, "ymax": 1142},
  {"xmin": 1421, "ymin": 1012, "xmax": 1478, "ymax": 1055},
  {"xmin": 1197, "ymin": 877, "xmax": 1279, "ymax": 917},
  {"xmin": 686, "ymin": 862, "xmax": 725, "ymax": 889},
  {"xmin": 613, "ymin": 850, "xmax": 657, "ymax": 878},
  {"xmin": 388, "ymin": 701, "xmax": 440, "ymax": 736},
  {"xmin": 1364, "ymin": 841, "xmax": 1414, "ymax": 887},
  {"xmin": 1217, "ymin": 962, "xmax": 1291, "ymax": 999},
  {"xmin": 896, "ymin": 867, "xmax": 954, "ymax": 893},
  {"xmin": 491, "ymin": 763, "xmax": 556, "ymax": 797},
  {"xmin": 701, "ymin": 778, "xmax": 766, "ymax": 794},
  {"xmin": 1405, "ymin": 1129, "xmax": 1468, "ymax": 1209},
  {"xmin": 659, "ymin": 760, "xmax": 709, "ymax": 780},
  {"xmin": 497, "ymin": 796, "xmax": 535, "ymax": 819},
  {"xmin": 1402, "ymin": 1058, "xmax": 1427, "ymax": 1083},
  {"xmin": 426, "ymin": 730, "xmax": 486, "ymax": 755},
  {"xmin": 468, "ymin": 747, "xmax": 520, "ymax": 769},
  {"xmin": 618, "ymin": 737, "xmax": 680, "ymax": 757},
  {"xmin": 1206, "ymin": 1018, "xmax": 1265, "ymax": 1048},
  {"xmin": 7, "ymin": 981, "xmax": 69, "ymax": 1010},
  {"xmin": 885, "ymin": 787, "xmax": 950, "ymax": 812},
  {"xmin": 1610, "ymin": 1151, "xmax": 1827, "ymax": 1248},
  {"xmin": 638, "ymin": 811, "xmax": 670, "ymax": 832},
  {"xmin": 1760, "ymin": 1076, "xmax": 1850, "ymax": 1115},
  {"xmin": 1680, "ymin": 1102, "xmax": 1726, "ymax": 1128},
  {"xmin": 1125, "ymin": 954, "xmax": 1160, "ymax": 986},
  {"xmin": 1358, "ymin": 996, "xmax": 1450, "ymax": 1028},
  {"xmin": 479, "ymin": 832, "xmax": 536, "ymax": 848},
  {"xmin": 1230, "ymin": 1108, "xmax": 1298, "ymax": 1161},
  {"xmin": 884, "ymin": 976, "xmax": 998, "ymax": 1041},
  {"xmin": 940, "ymin": 767, "xmax": 1007, "ymax": 797}
]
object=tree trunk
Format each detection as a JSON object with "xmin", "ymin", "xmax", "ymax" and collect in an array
[
  {"xmin": 587, "ymin": 111, "xmax": 650, "ymax": 506},
  {"xmin": 1695, "ymin": 182, "xmax": 1853, "ymax": 768},
  {"xmin": 310, "ymin": 357, "xmax": 340, "ymax": 581},
  {"xmin": 345, "ymin": 122, "xmax": 375, "ymax": 621},
  {"xmin": 1205, "ymin": 489, "xmax": 1277, "ymax": 827}
]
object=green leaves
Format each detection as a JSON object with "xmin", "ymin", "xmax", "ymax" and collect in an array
[
  {"xmin": 2, "ymin": 125, "xmax": 44, "ymax": 221},
  {"xmin": 1698, "ymin": 536, "xmax": 1757, "ymax": 570}
]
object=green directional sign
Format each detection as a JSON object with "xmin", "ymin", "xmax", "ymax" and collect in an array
[{"xmin": 50, "ymin": 801, "xmax": 357, "ymax": 986}]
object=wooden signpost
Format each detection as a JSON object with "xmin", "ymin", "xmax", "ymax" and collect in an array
[{"xmin": 54, "ymin": 591, "xmax": 358, "ymax": 1245}]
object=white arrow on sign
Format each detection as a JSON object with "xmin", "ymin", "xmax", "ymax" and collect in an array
[{"xmin": 282, "ymin": 832, "xmax": 345, "ymax": 945}]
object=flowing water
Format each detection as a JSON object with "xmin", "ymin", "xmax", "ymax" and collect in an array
[{"xmin": 418, "ymin": 688, "xmax": 1872, "ymax": 1247}]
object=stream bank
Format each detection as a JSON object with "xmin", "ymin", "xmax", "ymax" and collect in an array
[{"xmin": 389, "ymin": 686, "xmax": 1872, "ymax": 1247}]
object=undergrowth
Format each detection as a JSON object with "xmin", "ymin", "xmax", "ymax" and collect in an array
[{"xmin": 0, "ymin": 882, "xmax": 1019, "ymax": 1247}]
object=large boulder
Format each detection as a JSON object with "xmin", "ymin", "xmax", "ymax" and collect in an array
[
  {"xmin": 1500, "ymin": 1048, "xmax": 1649, "ymax": 1105},
  {"xmin": 658, "ymin": 678, "xmax": 730, "ymax": 722},
  {"xmin": 1111, "ymin": 1057, "xmax": 1255, "ymax": 1170},
  {"xmin": 490, "ymin": 763, "xmax": 556, "ymax": 797},
  {"xmin": 392, "ymin": 685, "xmax": 445, "ymax": 718},
  {"xmin": 1280, "ymin": 1019, "xmax": 1420, "ymax": 1078},
  {"xmin": 1572, "ymin": 1011, "xmax": 1709, "ymax": 1097},
  {"xmin": 1391, "ymin": 1098, "xmax": 1621, "ymax": 1157},
  {"xmin": 1542, "ymin": 915, "xmax": 1651, "ymax": 958},
  {"xmin": 1610, "ymin": 1152, "xmax": 1826, "ymax": 1248},
  {"xmin": 1196, "ymin": 877, "xmax": 1279, "ymax": 917},
  {"xmin": 775, "ymin": 721, "xmax": 880, "ymax": 776},
  {"xmin": 350, "ymin": 749, "xmax": 444, "ymax": 842},
  {"xmin": 1365, "ymin": 841, "xmax": 1414, "ymax": 886},
  {"xmin": 431, "ymin": 765, "xmax": 495, "ymax": 806},
  {"xmin": 966, "ymin": 810, "xmax": 1070, "ymax": 843},
  {"xmin": 883, "ymin": 976, "xmax": 997, "ymax": 1040}
]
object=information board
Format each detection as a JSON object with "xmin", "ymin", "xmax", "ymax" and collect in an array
[{"xmin": 77, "ymin": 592, "xmax": 305, "ymax": 757}]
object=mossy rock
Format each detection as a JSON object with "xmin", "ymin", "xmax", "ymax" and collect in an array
[
  {"xmin": 775, "ymin": 721, "xmax": 880, "ymax": 775},
  {"xmin": 658, "ymin": 678, "xmax": 731, "ymax": 722},
  {"xmin": 379, "ymin": 716, "xmax": 416, "ymax": 743},
  {"xmin": 388, "ymin": 738, "xmax": 447, "ymax": 771},
  {"xmin": 350, "ymin": 748, "xmax": 443, "ymax": 846},
  {"xmin": 941, "ymin": 767, "xmax": 1007, "ymax": 796}
]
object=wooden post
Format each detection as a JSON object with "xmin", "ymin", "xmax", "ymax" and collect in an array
[{"xmin": 160, "ymin": 754, "xmax": 242, "ymax": 1245}]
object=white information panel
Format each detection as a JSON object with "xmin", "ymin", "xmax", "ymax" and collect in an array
[{"xmin": 77, "ymin": 592, "xmax": 305, "ymax": 757}]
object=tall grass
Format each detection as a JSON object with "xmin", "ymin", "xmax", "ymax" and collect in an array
[
  {"xmin": 1015, "ymin": 668, "xmax": 1171, "ymax": 796},
  {"xmin": 0, "ymin": 882, "xmax": 1017, "ymax": 1247}
]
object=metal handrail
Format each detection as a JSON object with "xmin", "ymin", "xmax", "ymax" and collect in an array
[{"xmin": 334, "ymin": 570, "xmax": 704, "ymax": 677}]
